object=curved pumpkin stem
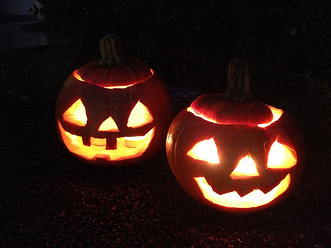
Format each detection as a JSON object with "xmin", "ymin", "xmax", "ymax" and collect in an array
[
  {"xmin": 99, "ymin": 34, "xmax": 126, "ymax": 66},
  {"xmin": 223, "ymin": 58, "xmax": 252, "ymax": 102}
]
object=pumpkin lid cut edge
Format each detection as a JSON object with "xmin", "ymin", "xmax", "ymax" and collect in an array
[{"xmin": 75, "ymin": 34, "xmax": 154, "ymax": 87}]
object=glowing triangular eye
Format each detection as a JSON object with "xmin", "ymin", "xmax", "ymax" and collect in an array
[
  {"xmin": 187, "ymin": 138, "xmax": 220, "ymax": 164},
  {"xmin": 127, "ymin": 101, "xmax": 153, "ymax": 128},
  {"xmin": 63, "ymin": 99, "xmax": 87, "ymax": 126},
  {"xmin": 99, "ymin": 116, "xmax": 119, "ymax": 131},
  {"xmin": 230, "ymin": 155, "xmax": 259, "ymax": 179},
  {"xmin": 267, "ymin": 141, "xmax": 297, "ymax": 169}
]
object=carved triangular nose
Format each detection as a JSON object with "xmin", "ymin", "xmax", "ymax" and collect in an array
[{"xmin": 230, "ymin": 155, "xmax": 260, "ymax": 179}]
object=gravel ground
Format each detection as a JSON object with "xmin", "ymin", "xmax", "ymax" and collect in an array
[{"xmin": 0, "ymin": 88, "xmax": 330, "ymax": 248}]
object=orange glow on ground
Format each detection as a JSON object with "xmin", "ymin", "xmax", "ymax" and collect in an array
[{"xmin": 194, "ymin": 174, "xmax": 291, "ymax": 209}]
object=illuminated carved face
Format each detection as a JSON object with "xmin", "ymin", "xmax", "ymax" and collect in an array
[
  {"xmin": 56, "ymin": 69, "xmax": 172, "ymax": 166},
  {"xmin": 58, "ymin": 92, "xmax": 155, "ymax": 162},
  {"xmin": 166, "ymin": 96, "xmax": 304, "ymax": 213}
]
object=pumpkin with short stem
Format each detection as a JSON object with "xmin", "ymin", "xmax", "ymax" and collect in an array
[
  {"xmin": 56, "ymin": 34, "xmax": 172, "ymax": 166},
  {"xmin": 166, "ymin": 59, "xmax": 305, "ymax": 213}
]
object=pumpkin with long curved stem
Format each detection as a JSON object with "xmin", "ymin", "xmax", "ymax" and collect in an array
[
  {"xmin": 166, "ymin": 59, "xmax": 305, "ymax": 213},
  {"xmin": 56, "ymin": 34, "xmax": 172, "ymax": 166}
]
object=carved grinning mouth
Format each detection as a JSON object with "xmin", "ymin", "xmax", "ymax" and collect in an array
[
  {"xmin": 194, "ymin": 174, "xmax": 291, "ymax": 209},
  {"xmin": 58, "ymin": 121, "xmax": 155, "ymax": 161},
  {"xmin": 58, "ymin": 96, "xmax": 156, "ymax": 162}
]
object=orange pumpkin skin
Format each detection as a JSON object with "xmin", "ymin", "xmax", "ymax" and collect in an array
[
  {"xmin": 55, "ymin": 35, "xmax": 172, "ymax": 166},
  {"xmin": 166, "ymin": 59, "xmax": 305, "ymax": 213},
  {"xmin": 76, "ymin": 57, "xmax": 153, "ymax": 88},
  {"xmin": 166, "ymin": 103, "xmax": 304, "ymax": 213}
]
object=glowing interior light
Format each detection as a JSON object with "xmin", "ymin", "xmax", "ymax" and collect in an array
[
  {"xmin": 62, "ymin": 99, "xmax": 87, "ymax": 126},
  {"xmin": 267, "ymin": 141, "xmax": 297, "ymax": 169},
  {"xmin": 104, "ymin": 84, "xmax": 135, "ymax": 89},
  {"xmin": 258, "ymin": 106, "xmax": 283, "ymax": 128},
  {"xmin": 187, "ymin": 107, "xmax": 218, "ymax": 124},
  {"xmin": 187, "ymin": 138, "xmax": 220, "ymax": 164},
  {"xmin": 73, "ymin": 70, "xmax": 136, "ymax": 89},
  {"xmin": 125, "ymin": 134, "xmax": 148, "ymax": 148},
  {"xmin": 73, "ymin": 70, "xmax": 84, "ymax": 81},
  {"xmin": 230, "ymin": 155, "xmax": 259, "ymax": 179},
  {"xmin": 127, "ymin": 101, "xmax": 153, "ymax": 127},
  {"xmin": 194, "ymin": 174, "xmax": 291, "ymax": 209},
  {"xmin": 98, "ymin": 116, "xmax": 119, "ymax": 131},
  {"xmin": 91, "ymin": 138, "xmax": 106, "ymax": 146},
  {"xmin": 58, "ymin": 121, "xmax": 155, "ymax": 161}
]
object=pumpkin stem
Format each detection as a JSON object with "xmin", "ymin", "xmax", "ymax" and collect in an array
[
  {"xmin": 223, "ymin": 58, "xmax": 252, "ymax": 102},
  {"xmin": 99, "ymin": 34, "xmax": 126, "ymax": 66}
]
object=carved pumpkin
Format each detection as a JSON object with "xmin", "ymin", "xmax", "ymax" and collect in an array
[
  {"xmin": 56, "ymin": 34, "xmax": 172, "ymax": 166},
  {"xmin": 166, "ymin": 59, "xmax": 305, "ymax": 213}
]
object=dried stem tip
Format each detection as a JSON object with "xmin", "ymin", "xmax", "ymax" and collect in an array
[
  {"xmin": 99, "ymin": 34, "xmax": 126, "ymax": 66},
  {"xmin": 223, "ymin": 58, "xmax": 252, "ymax": 102}
]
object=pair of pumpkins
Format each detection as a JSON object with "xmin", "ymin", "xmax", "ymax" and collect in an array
[{"xmin": 55, "ymin": 35, "xmax": 304, "ymax": 213}]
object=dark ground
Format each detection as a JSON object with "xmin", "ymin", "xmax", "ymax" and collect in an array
[{"xmin": 0, "ymin": 88, "xmax": 330, "ymax": 248}]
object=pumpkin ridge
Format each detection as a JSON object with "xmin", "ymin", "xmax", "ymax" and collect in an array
[
  {"xmin": 191, "ymin": 95, "xmax": 273, "ymax": 125},
  {"xmin": 124, "ymin": 59, "xmax": 146, "ymax": 84},
  {"xmin": 76, "ymin": 35, "xmax": 153, "ymax": 87},
  {"xmin": 56, "ymin": 35, "xmax": 172, "ymax": 166},
  {"xmin": 76, "ymin": 58, "xmax": 153, "ymax": 87},
  {"xmin": 166, "ymin": 58, "xmax": 304, "ymax": 213}
]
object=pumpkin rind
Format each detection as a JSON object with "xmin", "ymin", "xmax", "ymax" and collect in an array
[
  {"xmin": 77, "ymin": 58, "xmax": 153, "ymax": 87},
  {"xmin": 166, "ymin": 59, "xmax": 305, "ymax": 213},
  {"xmin": 191, "ymin": 94, "xmax": 273, "ymax": 125},
  {"xmin": 166, "ymin": 106, "xmax": 304, "ymax": 213},
  {"xmin": 55, "ymin": 35, "xmax": 172, "ymax": 166}
]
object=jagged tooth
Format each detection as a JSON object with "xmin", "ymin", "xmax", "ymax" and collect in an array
[{"xmin": 236, "ymin": 187, "xmax": 257, "ymax": 197}]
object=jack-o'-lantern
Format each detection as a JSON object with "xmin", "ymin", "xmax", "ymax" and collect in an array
[
  {"xmin": 166, "ymin": 59, "xmax": 305, "ymax": 213},
  {"xmin": 56, "ymin": 34, "xmax": 172, "ymax": 166}
]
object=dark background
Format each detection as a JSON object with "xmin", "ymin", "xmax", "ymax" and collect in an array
[
  {"xmin": 0, "ymin": 0, "xmax": 330, "ymax": 247},
  {"xmin": 37, "ymin": 0, "xmax": 331, "ymax": 92},
  {"xmin": 2, "ymin": 0, "xmax": 330, "ymax": 191}
]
